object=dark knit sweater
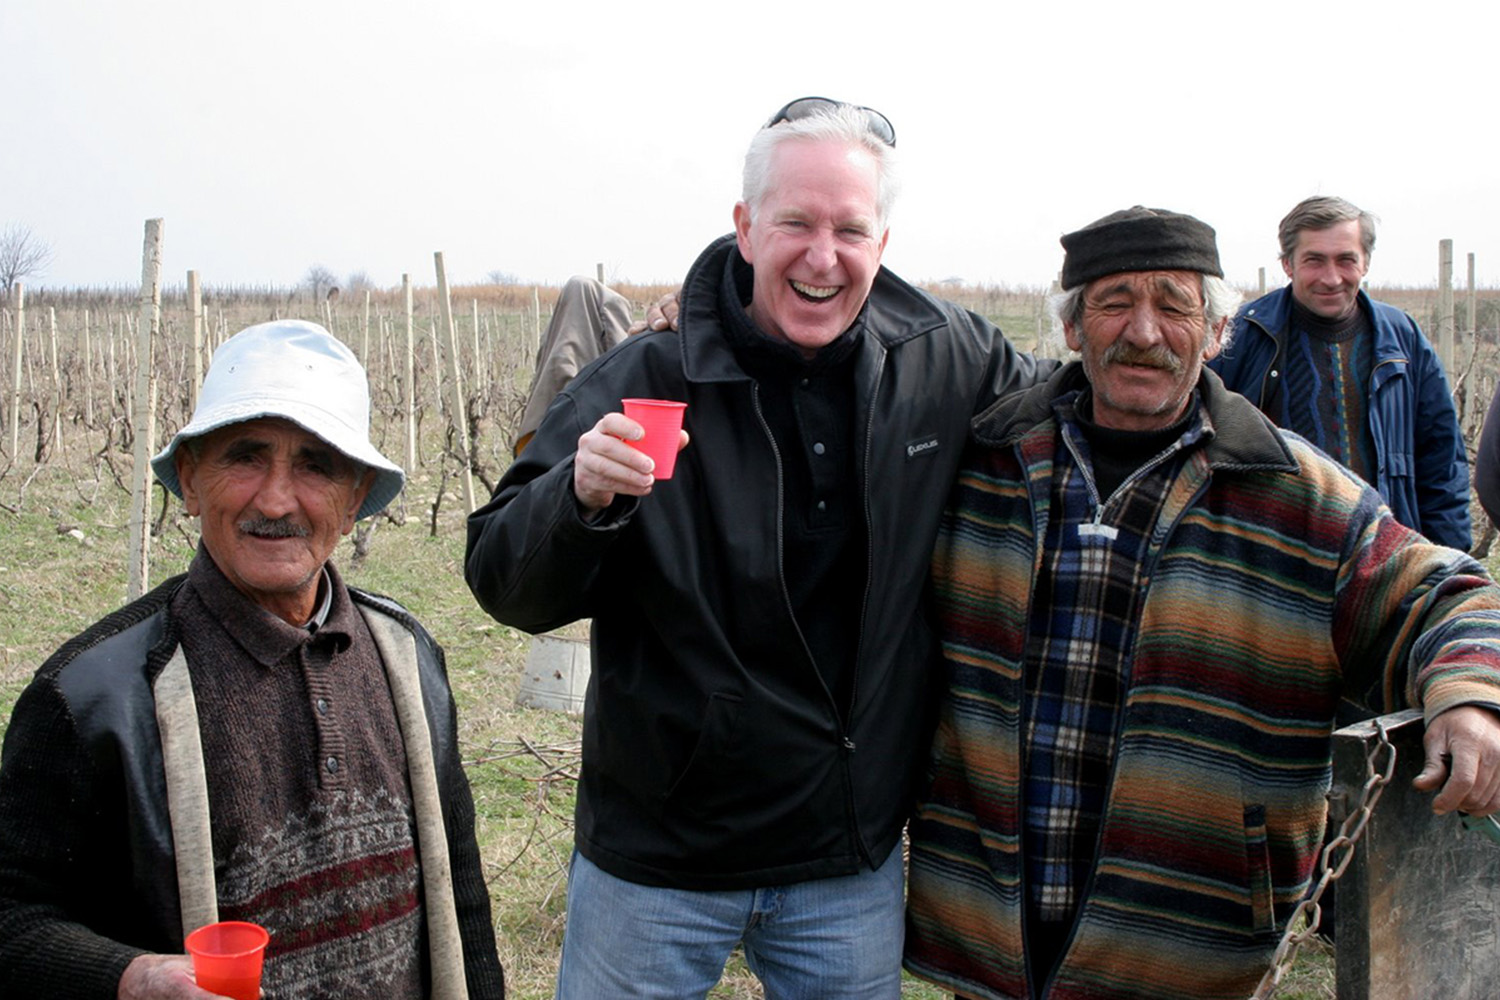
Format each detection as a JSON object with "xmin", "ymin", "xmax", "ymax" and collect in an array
[
  {"xmin": 174, "ymin": 551, "xmax": 424, "ymax": 999},
  {"xmin": 1275, "ymin": 298, "xmax": 1376, "ymax": 484}
]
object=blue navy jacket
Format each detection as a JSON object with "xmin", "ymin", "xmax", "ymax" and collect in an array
[{"xmin": 1210, "ymin": 285, "xmax": 1471, "ymax": 551}]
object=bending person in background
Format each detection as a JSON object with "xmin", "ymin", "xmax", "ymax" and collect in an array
[{"xmin": 514, "ymin": 275, "xmax": 635, "ymax": 456}]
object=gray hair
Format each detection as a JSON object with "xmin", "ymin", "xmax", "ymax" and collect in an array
[
  {"xmin": 741, "ymin": 102, "xmax": 900, "ymax": 230},
  {"xmin": 1049, "ymin": 274, "xmax": 1242, "ymax": 353},
  {"xmin": 1278, "ymin": 196, "xmax": 1377, "ymax": 263}
]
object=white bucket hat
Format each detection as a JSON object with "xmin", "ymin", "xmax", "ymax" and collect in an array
[{"xmin": 151, "ymin": 319, "xmax": 405, "ymax": 520}]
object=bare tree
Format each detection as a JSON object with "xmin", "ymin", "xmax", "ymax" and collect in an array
[
  {"xmin": 302, "ymin": 264, "xmax": 338, "ymax": 305},
  {"xmin": 0, "ymin": 224, "xmax": 53, "ymax": 296},
  {"xmin": 344, "ymin": 269, "xmax": 375, "ymax": 295}
]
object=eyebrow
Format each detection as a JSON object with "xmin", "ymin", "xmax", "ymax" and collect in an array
[
  {"xmin": 218, "ymin": 437, "xmax": 345, "ymax": 471},
  {"xmin": 1087, "ymin": 280, "xmax": 1136, "ymax": 302},
  {"xmin": 220, "ymin": 438, "xmax": 269, "ymax": 461},
  {"xmin": 299, "ymin": 443, "xmax": 343, "ymax": 468},
  {"xmin": 1150, "ymin": 275, "xmax": 1202, "ymax": 308}
]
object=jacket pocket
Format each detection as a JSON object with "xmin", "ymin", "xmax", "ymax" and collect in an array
[
  {"xmin": 663, "ymin": 692, "xmax": 744, "ymax": 807},
  {"xmin": 1243, "ymin": 804, "xmax": 1275, "ymax": 935}
]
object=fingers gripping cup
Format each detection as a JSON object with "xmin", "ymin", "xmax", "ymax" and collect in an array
[
  {"xmin": 185, "ymin": 921, "xmax": 269, "ymax": 1000},
  {"xmin": 621, "ymin": 399, "xmax": 687, "ymax": 479}
]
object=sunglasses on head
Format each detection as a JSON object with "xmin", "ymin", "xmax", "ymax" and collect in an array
[{"xmin": 764, "ymin": 96, "xmax": 896, "ymax": 148}]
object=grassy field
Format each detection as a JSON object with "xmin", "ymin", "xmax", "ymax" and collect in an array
[{"xmin": 5, "ymin": 280, "xmax": 1484, "ymax": 998}]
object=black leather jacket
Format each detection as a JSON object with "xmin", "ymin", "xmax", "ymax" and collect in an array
[
  {"xmin": 0, "ymin": 574, "xmax": 503, "ymax": 999},
  {"xmin": 466, "ymin": 235, "xmax": 1051, "ymax": 889}
]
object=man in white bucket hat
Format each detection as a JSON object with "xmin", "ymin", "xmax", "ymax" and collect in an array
[{"xmin": 0, "ymin": 321, "xmax": 505, "ymax": 999}]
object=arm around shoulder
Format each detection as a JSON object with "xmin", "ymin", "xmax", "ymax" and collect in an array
[{"xmin": 955, "ymin": 305, "xmax": 1060, "ymax": 415}]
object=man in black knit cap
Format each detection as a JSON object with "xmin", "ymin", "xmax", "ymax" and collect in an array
[
  {"xmin": 905, "ymin": 205, "xmax": 1500, "ymax": 1000},
  {"xmin": 0, "ymin": 321, "xmax": 504, "ymax": 1000}
]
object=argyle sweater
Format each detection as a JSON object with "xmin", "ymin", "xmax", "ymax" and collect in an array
[
  {"xmin": 173, "ymin": 552, "xmax": 424, "ymax": 998},
  {"xmin": 905, "ymin": 364, "xmax": 1500, "ymax": 1000}
]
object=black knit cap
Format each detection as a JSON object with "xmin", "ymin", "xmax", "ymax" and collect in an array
[{"xmin": 1059, "ymin": 206, "xmax": 1222, "ymax": 290}]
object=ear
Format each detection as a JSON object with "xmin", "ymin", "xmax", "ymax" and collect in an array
[
  {"xmin": 175, "ymin": 448, "xmax": 202, "ymax": 517},
  {"xmin": 1063, "ymin": 320, "xmax": 1084, "ymax": 353},
  {"xmin": 1202, "ymin": 316, "xmax": 1229, "ymax": 361},
  {"xmin": 1281, "ymin": 256, "xmax": 1294, "ymax": 281},
  {"xmin": 876, "ymin": 227, "xmax": 890, "ymax": 262},
  {"xmin": 733, "ymin": 202, "xmax": 755, "ymax": 263},
  {"xmin": 342, "ymin": 469, "xmax": 376, "ymax": 536}
]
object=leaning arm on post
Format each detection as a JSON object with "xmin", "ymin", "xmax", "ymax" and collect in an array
[
  {"xmin": 1413, "ymin": 704, "xmax": 1500, "ymax": 816},
  {"xmin": 1330, "ymin": 491, "xmax": 1500, "ymax": 817}
]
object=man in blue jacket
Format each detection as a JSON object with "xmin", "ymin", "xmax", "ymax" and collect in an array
[{"xmin": 1210, "ymin": 195, "xmax": 1470, "ymax": 550}]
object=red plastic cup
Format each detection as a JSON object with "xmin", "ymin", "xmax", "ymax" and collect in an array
[
  {"xmin": 185, "ymin": 921, "xmax": 269, "ymax": 1000},
  {"xmin": 621, "ymin": 399, "xmax": 687, "ymax": 479}
]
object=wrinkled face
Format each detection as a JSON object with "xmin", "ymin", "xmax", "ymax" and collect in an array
[
  {"xmin": 175, "ymin": 417, "xmax": 373, "ymax": 624},
  {"xmin": 1065, "ymin": 269, "xmax": 1225, "ymax": 431},
  {"xmin": 733, "ymin": 138, "xmax": 889, "ymax": 357},
  {"xmin": 1283, "ymin": 219, "xmax": 1369, "ymax": 320}
]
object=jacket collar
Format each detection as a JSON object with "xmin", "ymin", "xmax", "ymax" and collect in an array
[
  {"xmin": 1238, "ymin": 286, "xmax": 1406, "ymax": 364},
  {"xmin": 973, "ymin": 361, "xmax": 1300, "ymax": 473},
  {"xmin": 678, "ymin": 234, "xmax": 950, "ymax": 383}
]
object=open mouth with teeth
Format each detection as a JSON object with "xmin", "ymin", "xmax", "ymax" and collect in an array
[{"xmin": 791, "ymin": 280, "xmax": 839, "ymax": 302}]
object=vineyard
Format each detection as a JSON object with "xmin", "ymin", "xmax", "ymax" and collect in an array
[{"xmin": 1, "ymin": 269, "xmax": 1491, "ymax": 999}]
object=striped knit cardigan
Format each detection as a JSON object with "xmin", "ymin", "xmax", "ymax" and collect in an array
[{"xmin": 905, "ymin": 364, "xmax": 1500, "ymax": 1000}]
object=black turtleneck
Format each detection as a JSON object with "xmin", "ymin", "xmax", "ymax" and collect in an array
[{"xmin": 1071, "ymin": 389, "xmax": 1197, "ymax": 501}]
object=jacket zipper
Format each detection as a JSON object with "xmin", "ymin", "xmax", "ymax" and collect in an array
[
  {"xmin": 751, "ymin": 364, "xmax": 878, "ymax": 869},
  {"xmin": 842, "ymin": 347, "xmax": 886, "ymax": 868},
  {"xmin": 750, "ymin": 381, "xmax": 838, "ymax": 714}
]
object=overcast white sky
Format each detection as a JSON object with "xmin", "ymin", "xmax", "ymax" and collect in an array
[{"xmin": 4, "ymin": 0, "xmax": 1497, "ymax": 294}]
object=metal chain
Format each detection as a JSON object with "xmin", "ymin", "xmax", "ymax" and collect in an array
[{"xmin": 1250, "ymin": 717, "xmax": 1398, "ymax": 1000}]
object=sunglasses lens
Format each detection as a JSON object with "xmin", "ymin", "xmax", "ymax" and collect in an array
[
  {"xmin": 766, "ymin": 97, "xmax": 895, "ymax": 147},
  {"xmin": 781, "ymin": 97, "xmax": 837, "ymax": 122},
  {"xmin": 861, "ymin": 111, "xmax": 896, "ymax": 146}
]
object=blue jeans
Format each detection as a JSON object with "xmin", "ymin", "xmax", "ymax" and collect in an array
[{"xmin": 556, "ymin": 846, "xmax": 905, "ymax": 999}]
